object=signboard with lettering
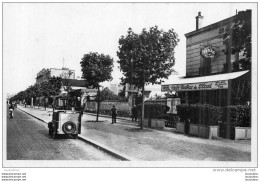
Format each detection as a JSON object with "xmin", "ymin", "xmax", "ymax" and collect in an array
[
  {"xmin": 162, "ymin": 80, "xmax": 228, "ymax": 92},
  {"xmin": 200, "ymin": 46, "xmax": 217, "ymax": 59}
]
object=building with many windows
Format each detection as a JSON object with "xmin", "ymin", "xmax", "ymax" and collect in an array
[{"xmin": 36, "ymin": 67, "xmax": 75, "ymax": 84}]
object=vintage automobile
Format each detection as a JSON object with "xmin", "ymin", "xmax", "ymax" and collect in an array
[{"xmin": 48, "ymin": 110, "xmax": 81, "ymax": 139}]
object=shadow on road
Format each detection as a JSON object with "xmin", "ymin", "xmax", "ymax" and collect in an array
[{"xmin": 38, "ymin": 130, "xmax": 77, "ymax": 139}]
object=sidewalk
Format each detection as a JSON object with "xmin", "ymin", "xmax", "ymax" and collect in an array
[{"xmin": 17, "ymin": 105, "xmax": 251, "ymax": 161}]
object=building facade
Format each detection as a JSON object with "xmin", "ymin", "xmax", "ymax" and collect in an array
[
  {"xmin": 185, "ymin": 12, "xmax": 246, "ymax": 78},
  {"xmin": 36, "ymin": 67, "xmax": 75, "ymax": 84},
  {"xmin": 162, "ymin": 11, "xmax": 251, "ymax": 139}
]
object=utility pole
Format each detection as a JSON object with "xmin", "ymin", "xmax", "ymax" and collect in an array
[{"xmin": 62, "ymin": 58, "xmax": 65, "ymax": 68}]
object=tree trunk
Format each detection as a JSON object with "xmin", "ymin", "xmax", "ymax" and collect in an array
[
  {"xmin": 53, "ymin": 97, "xmax": 55, "ymax": 112},
  {"xmin": 96, "ymin": 86, "xmax": 100, "ymax": 122},
  {"xmin": 141, "ymin": 83, "xmax": 145, "ymax": 130},
  {"xmin": 44, "ymin": 97, "xmax": 47, "ymax": 110}
]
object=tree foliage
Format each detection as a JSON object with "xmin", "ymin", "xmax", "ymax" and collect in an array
[
  {"xmin": 46, "ymin": 77, "xmax": 63, "ymax": 97},
  {"xmin": 117, "ymin": 26, "xmax": 179, "ymax": 87},
  {"xmin": 117, "ymin": 26, "xmax": 179, "ymax": 129},
  {"xmin": 80, "ymin": 52, "xmax": 114, "ymax": 88},
  {"xmin": 80, "ymin": 52, "xmax": 114, "ymax": 121},
  {"xmin": 222, "ymin": 10, "xmax": 251, "ymax": 70},
  {"xmin": 9, "ymin": 77, "xmax": 62, "ymax": 104}
]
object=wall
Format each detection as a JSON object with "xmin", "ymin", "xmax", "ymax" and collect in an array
[
  {"xmin": 85, "ymin": 100, "xmax": 130, "ymax": 112},
  {"xmin": 85, "ymin": 101, "xmax": 96, "ymax": 110},
  {"xmin": 36, "ymin": 69, "xmax": 51, "ymax": 83},
  {"xmin": 36, "ymin": 68, "xmax": 76, "ymax": 83},
  {"xmin": 186, "ymin": 25, "xmax": 227, "ymax": 77},
  {"xmin": 50, "ymin": 69, "xmax": 75, "ymax": 79},
  {"xmin": 100, "ymin": 101, "xmax": 129, "ymax": 111},
  {"xmin": 185, "ymin": 14, "xmax": 242, "ymax": 77}
]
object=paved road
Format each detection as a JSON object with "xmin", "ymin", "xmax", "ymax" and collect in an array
[{"xmin": 6, "ymin": 108, "xmax": 119, "ymax": 160}]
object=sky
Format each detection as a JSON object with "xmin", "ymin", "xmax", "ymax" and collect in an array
[{"xmin": 3, "ymin": 2, "xmax": 256, "ymax": 96}]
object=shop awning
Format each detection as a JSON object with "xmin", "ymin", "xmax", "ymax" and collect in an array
[{"xmin": 161, "ymin": 70, "xmax": 249, "ymax": 92}]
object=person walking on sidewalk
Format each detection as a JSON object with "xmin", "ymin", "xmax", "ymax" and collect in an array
[
  {"xmin": 111, "ymin": 105, "xmax": 118, "ymax": 124},
  {"xmin": 131, "ymin": 105, "xmax": 138, "ymax": 122}
]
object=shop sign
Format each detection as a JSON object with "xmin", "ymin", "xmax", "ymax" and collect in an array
[
  {"xmin": 200, "ymin": 46, "xmax": 217, "ymax": 59},
  {"xmin": 167, "ymin": 98, "xmax": 181, "ymax": 114},
  {"xmin": 162, "ymin": 80, "xmax": 228, "ymax": 92}
]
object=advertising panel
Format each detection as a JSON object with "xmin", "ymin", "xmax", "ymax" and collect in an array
[
  {"xmin": 167, "ymin": 98, "xmax": 181, "ymax": 114},
  {"xmin": 162, "ymin": 80, "xmax": 228, "ymax": 92}
]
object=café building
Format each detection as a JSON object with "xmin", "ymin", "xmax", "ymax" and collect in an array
[{"xmin": 161, "ymin": 11, "xmax": 251, "ymax": 139}]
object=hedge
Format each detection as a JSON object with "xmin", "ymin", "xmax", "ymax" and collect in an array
[
  {"xmin": 224, "ymin": 105, "xmax": 250, "ymax": 127},
  {"xmin": 176, "ymin": 104, "xmax": 223, "ymax": 126},
  {"xmin": 176, "ymin": 104, "xmax": 251, "ymax": 127},
  {"xmin": 83, "ymin": 103, "xmax": 250, "ymax": 128},
  {"xmin": 136, "ymin": 103, "xmax": 168, "ymax": 119}
]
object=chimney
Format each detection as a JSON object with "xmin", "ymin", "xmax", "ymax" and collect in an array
[{"xmin": 196, "ymin": 12, "xmax": 204, "ymax": 30}]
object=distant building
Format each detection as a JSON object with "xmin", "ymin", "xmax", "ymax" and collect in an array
[
  {"xmin": 118, "ymin": 84, "xmax": 124, "ymax": 94},
  {"xmin": 76, "ymin": 76, "xmax": 84, "ymax": 80},
  {"xmin": 35, "ymin": 67, "xmax": 87, "ymax": 108},
  {"xmin": 36, "ymin": 67, "xmax": 75, "ymax": 84}
]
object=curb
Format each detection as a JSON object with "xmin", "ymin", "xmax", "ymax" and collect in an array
[
  {"xmin": 17, "ymin": 106, "xmax": 133, "ymax": 161},
  {"xmin": 78, "ymin": 135, "xmax": 136, "ymax": 161},
  {"xmin": 17, "ymin": 107, "xmax": 48, "ymax": 124}
]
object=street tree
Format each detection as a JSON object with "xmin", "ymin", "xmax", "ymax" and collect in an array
[
  {"xmin": 80, "ymin": 52, "xmax": 114, "ymax": 121},
  {"xmin": 9, "ymin": 77, "xmax": 62, "ymax": 109},
  {"xmin": 117, "ymin": 26, "xmax": 179, "ymax": 129},
  {"xmin": 222, "ymin": 10, "xmax": 251, "ymax": 70},
  {"xmin": 26, "ymin": 84, "xmax": 41, "ymax": 106},
  {"xmin": 38, "ymin": 77, "xmax": 62, "ymax": 110},
  {"xmin": 47, "ymin": 77, "xmax": 62, "ymax": 110},
  {"xmin": 23, "ymin": 88, "xmax": 31, "ymax": 105}
]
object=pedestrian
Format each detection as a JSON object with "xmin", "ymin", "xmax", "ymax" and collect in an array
[
  {"xmin": 111, "ymin": 105, "xmax": 118, "ymax": 124},
  {"xmin": 9, "ymin": 103, "xmax": 14, "ymax": 119},
  {"xmin": 131, "ymin": 105, "xmax": 138, "ymax": 122}
]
